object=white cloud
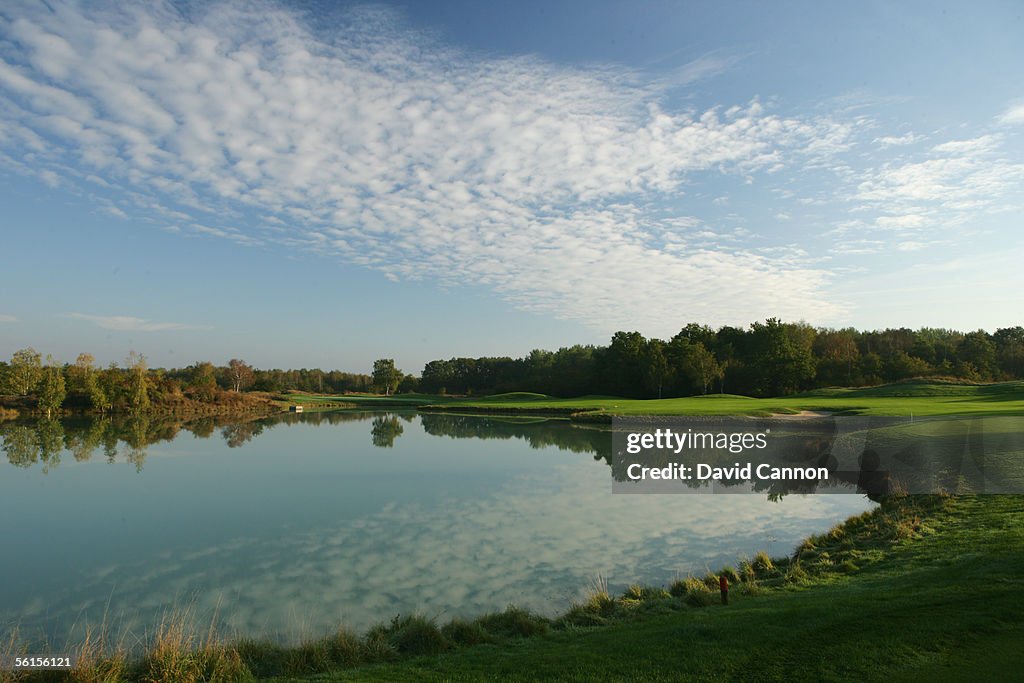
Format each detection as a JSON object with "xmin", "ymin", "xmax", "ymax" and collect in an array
[
  {"xmin": 854, "ymin": 134, "xmax": 1024, "ymax": 233},
  {"xmin": 874, "ymin": 214, "xmax": 927, "ymax": 230},
  {"xmin": 68, "ymin": 313, "xmax": 211, "ymax": 332},
  {"xmin": 997, "ymin": 101, "xmax": 1024, "ymax": 126},
  {"xmin": 931, "ymin": 135, "xmax": 998, "ymax": 155},
  {"xmin": 0, "ymin": 314, "xmax": 17, "ymax": 323},
  {"xmin": 659, "ymin": 50, "xmax": 742, "ymax": 87},
  {"xmin": 0, "ymin": 1, "xmax": 858, "ymax": 334},
  {"xmin": 873, "ymin": 133, "xmax": 921, "ymax": 148}
]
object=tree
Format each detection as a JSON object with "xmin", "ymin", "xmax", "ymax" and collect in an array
[
  {"xmin": 682, "ymin": 343, "xmax": 723, "ymax": 395},
  {"xmin": 188, "ymin": 362, "xmax": 219, "ymax": 402},
  {"xmin": 37, "ymin": 356, "xmax": 66, "ymax": 417},
  {"xmin": 372, "ymin": 359, "xmax": 402, "ymax": 396},
  {"xmin": 884, "ymin": 350, "xmax": 932, "ymax": 380},
  {"xmin": 7, "ymin": 347, "xmax": 42, "ymax": 396},
  {"xmin": 99, "ymin": 362, "xmax": 125, "ymax": 408},
  {"xmin": 814, "ymin": 329, "xmax": 860, "ymax": 386},
  {"xmin": 642, "ymin": 339, "xmax": 671, "ymax": 399},
  {"xmin": 227, "ymin": 359, "xmax": 255, "ymax": 392},
  {"xmin": 126, "ymin": 351, "xmax": 151, "ymax": 413},
  {"xmin": 598, "ymin": 331, "xmax": 647, "ymax": 398},
  {"xmin": 397, "ymin": 373, "xmax": 420, "ymax": 393},
  {"xmin": 69, "ymin": 353, "xmax": 109, "ymax": 411},
  {"xmin": 749, "ymin": 319, "xmax": 816, "ymax": 396},
  {"xmin": 958, "ymin": 331, "xmax": 997, "ymax": 380},
  {"xmin": 68, "ymin": 353, "xmax": 95, "ymax": 392},
  {"xmin": 994, "ymin": 327, "xmax": 1024, "ymax": 378}
]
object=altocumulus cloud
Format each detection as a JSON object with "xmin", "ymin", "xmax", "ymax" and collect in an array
[{"xmin": 0, "ymin": 0, "xmax": 863, "ymax": 331}]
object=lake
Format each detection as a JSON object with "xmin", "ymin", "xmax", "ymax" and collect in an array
[{"xmin": 0, "ymin": 411, "xmax": 874, "ymax": 647}]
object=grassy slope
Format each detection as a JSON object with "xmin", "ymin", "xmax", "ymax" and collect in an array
[
  {"xmin": 421, "ymin": 381, "xmax": 1024, "ymax": 417},
  {"xmin": 274, "ymin": 496, "xmax": 1024, "ymax": 682},
  {"xmin": 283, "ymin": 382, "xmax": 1024, "ymax": 416},
  {"xmin": 285, "ymin": 392, "xmax": 460, "ymax": 407}
]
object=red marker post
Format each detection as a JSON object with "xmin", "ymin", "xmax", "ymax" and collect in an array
[{"xmin": 719, "ymin": 575, "xmax": 729, "ymax": 605}]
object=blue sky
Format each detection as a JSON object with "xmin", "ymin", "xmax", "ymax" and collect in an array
[{"xmin": 1, "ymin": 0, "xmax": 1022, "ymax": 373}]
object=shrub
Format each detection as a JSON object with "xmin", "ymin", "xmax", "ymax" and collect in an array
[
  {"xmin": 622, "ymin": 585, "xmax": 671, "ymax": 602},
  {"xmin": 719, "ymin": 566, "xmax": 741, "ymax": 585},
  {"xmin": 367, "ymin": 615, "xmax": 448, "ymax": 656},
  {"xmin": 235, "ymin": 639, "xmax": 287, "ymax": 678},
  {"xmin": 669, "ymin": 576, "xmax": 707, "ymax": 598},
  {"xmin": 325, "ymin": 628, "xmax": 365, "ymax": 667},
  {"xmin": 573, "ymin": 575, "xmax": 616, "ymax": 617},
  {"xmin": 362, "ymin": 632, "xmax": 397, "ymax": 662},
  {"xmin": 555, "ymin": 604, "xmax": 608, "ymax": 629},
  {"xmin": 284, "ymin": 639, "xmax": 333, "ymax": 676},
  {"xmin": 441, "ymin": 619, "xmax": 494, "ymax": 646},
  {"xmin": 753, "ymin": 551, "xmax": 775, "ymax": 573},
  {"xmin": 475, "ymin": 606, "xmax": 549, "ymax": 638}
]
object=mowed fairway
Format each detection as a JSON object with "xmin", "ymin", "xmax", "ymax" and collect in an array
[{"xmin": 325, "ymin": 381, "xmax": 1024, "ymax": 417}]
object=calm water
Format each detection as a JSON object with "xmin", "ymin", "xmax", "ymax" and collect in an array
[{"xmin": 0, "ymin": 411, "xmax": 874, "ymax": 645}]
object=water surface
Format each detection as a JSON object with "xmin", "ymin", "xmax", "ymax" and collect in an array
[{"xmin": 0, "ymin": 411, "xmax": 874, "ymax": 645}]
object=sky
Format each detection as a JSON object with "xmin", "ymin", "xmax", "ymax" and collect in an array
[{"xmin": 0, "ymin": 0, "xmax": 1022, "ymax": 373}]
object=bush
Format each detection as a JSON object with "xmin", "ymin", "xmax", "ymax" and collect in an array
[
  {"xmin": 363, "ymin": 632, "xmax": 397, "ymax": 662},
  {"xmin": 622, "ymin": 585, "xmax": 671, "ymax": 602},
  {"xmin": 719, "ymin": 566, "xmax": 741, "ymax": 585},
  {"xmin": 669, "ymin": 576, "xmax": 708, "ymax": 598},
  {"xmin": 441, "ymin": 618, "xmax": 494, "ymax": 646},
  {"xmin": 367, "ymin": 615, "xmax": 449, "ymax": 656},
  {"xmin": 475, "ymin": 606, "xmax": 549, "ymax": 638},
  {"xmin": 284, "ymin": 639, "xmax": 333, "ymax": 676},
  {"xmin": 235, "ymin": 639, "xmax": 287, "ymax": 678},
  {"xmin": 668, "ymin": 576, "xmax": 716, "ymax": 607},
  {"xmin": 555, "ymin": 604, "xmax": 609, "ymax": 629}
]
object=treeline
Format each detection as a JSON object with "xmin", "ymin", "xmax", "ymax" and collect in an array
[
  {"xmin": 0, "ymin": 410, "xmax": 381, "ymax": 472},
  {"xmin": 0, "ymin": 349, "xmax": 373, "ymax": 414},
  {"xmin": 419, "ymin": 319, "xmax": 1024, "ymax": 398},
  {"xmin": 3, "ymin": 319, "xmax": 1022, "ymax": 409}
]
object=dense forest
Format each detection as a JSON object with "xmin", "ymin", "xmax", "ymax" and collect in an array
[
  {"xmin": 1, "ymin": 319, "xmax": 1022, "ymax": 414},
  {"xmin": 418, "ymin": 319, "xmax": 1024, "ymax": 398}
]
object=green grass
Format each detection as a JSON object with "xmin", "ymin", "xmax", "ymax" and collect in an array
[
  {"xmin": 284, "ymin": 392, "xmax": 460, "ymax": 408},
  {"xmin": 280, "ymin": 381, "xmax": 1024, "ymax": 417},
  {"xmin": 422, "ymin": 380, "xmax": 1024, "ymax": 417},
  {"xmin": 264, "ymin": 495, "xmax": 1024, "ymax": 682}
]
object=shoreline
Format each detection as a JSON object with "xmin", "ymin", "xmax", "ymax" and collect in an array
[{"xmin": 1, "ymin": 493, "xmax": 967, "ymax": 682}]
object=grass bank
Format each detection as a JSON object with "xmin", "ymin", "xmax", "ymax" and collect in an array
[
  {"xmin": 417, "ymin": 380, "xmax": 1024, "ymax": 418},
  {"xmin": 5, "ymin": 494, "xmax": 1021, "ymax": 682},
  {"xmin": 289, "ymin": 381, "xmax": 1024, "ymax": 419},
  {"xmin": 277, "ymin": 494, "xmax": 1024, "ymax": 681}
]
